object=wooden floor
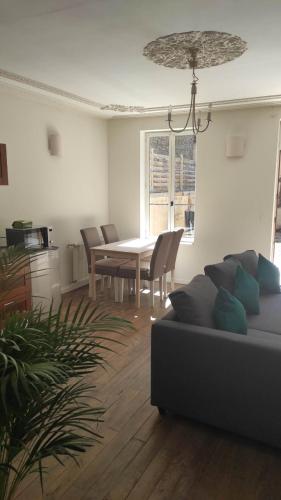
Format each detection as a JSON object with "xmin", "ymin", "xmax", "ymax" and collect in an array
[{"xmin": 15, "ymin": 283, "xmax": 281, "ymax": 500}]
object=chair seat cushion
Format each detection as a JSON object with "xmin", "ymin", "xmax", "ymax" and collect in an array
[
  {"xmin": 95, "ymin": 258, "xmax": 129, "ymax": 276},
  {"xmin": 117, "ymin": 261, "xmax": 150, "ymax": 280}
]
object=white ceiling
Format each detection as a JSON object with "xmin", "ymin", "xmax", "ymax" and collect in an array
[{"xmin": 1, "ymin": 0, "xmax": 281, "ymax": 114}]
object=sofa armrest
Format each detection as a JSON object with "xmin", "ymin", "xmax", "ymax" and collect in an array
[{"xmin": 151, "ymin": 319, "xmax": 281, "ymax": 447}]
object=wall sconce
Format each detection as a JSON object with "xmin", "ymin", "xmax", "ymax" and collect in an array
[
  {"xmin": 226, "ymin": 135, "xmax": 245, "ymax": 158},
  {"xmin": 48, "ymin": 132, "xmax": 62, "ymax": 157}
]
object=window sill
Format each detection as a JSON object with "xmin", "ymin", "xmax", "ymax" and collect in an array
[{"xmin": 180, "ymin": 239, "xmax": 194, "ymax": 246}]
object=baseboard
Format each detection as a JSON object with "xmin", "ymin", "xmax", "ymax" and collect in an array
[
  {"xmin": 61, "ymin": 277, "xmax": 89, "ymax": 294},
  {"xmin": 173, "ymin": 277, "xmax": 190, "ymax": 285}
]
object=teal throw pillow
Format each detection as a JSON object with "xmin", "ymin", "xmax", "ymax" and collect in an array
[
  {"xmin": 214, "ymin": 287, "xmax": 247, "ymax": 335},
  {"xmin": 234, "ymin": 266, "xmax": 260, "ymax": 315},
  {"xmin": 256, "ymin": 254, "xmax": 280, "ymax": 294}
]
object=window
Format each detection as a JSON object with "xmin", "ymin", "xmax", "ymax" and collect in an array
[{"xmin": 145, "ymin": 131, "xmax": 196, "ymax": 242}]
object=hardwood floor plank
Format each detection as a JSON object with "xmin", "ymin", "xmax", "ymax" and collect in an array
[
  {"xmin": 126, "ymin": 424, "xmax": 193, "ymax": 500},
  {"xmin": 147, "ymin": 420, "xmax": 216, "ymax": 500},
  {"xmin": 82, "ymin": 437, "xmax": 143, "ymax": 499},
  {"xmin": 61, "ymin": 398, "xmax": 155, "ymax": 498},
  {"xmin": 103, "ymin": 417, "xmax": 174, "ymax": 500}
]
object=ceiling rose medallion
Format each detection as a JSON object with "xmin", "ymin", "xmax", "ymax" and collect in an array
[
  {"xmin": 143, "ymin": 31, "xmax": 247, "ymax": 134},
  {"xmin": 100, "ymin": 104, "xmax": 145, "ymax": 112}
]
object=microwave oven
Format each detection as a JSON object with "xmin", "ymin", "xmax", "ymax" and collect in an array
[{"xmin": 6, "ymin": 226, "xmax": 52, "ymax": 249}]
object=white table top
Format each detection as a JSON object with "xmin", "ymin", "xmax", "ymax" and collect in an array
[{"xmin": 90, "ymin": 237, "xmax": 155, "ymax": 254}]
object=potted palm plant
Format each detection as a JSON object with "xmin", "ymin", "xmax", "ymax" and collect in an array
[{"xmin": 0, "ymin": 246, "xmax": 132, "ymax": 500}]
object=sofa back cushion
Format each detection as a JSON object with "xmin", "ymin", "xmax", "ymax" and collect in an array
[
  {"xmin": 204, "ymin": 259, "xmax": 241, "ymax": 293},
  {"xmin": 257, "ymin": 254, "xmax": 280, "ymax": 294},
  {"xmin": 224, "ymin": 250, "xmax": 258, "ymax": 277},
  {"xmin": 213, "ymin": 287, "xmax": 247, "ymax": 335},
  {"xmin": 233, "ymin": 266, "xmax": 260, "ymax": 315},
  {"xmin": 169, "ymin": 275, "xmax": 217, "ymax": 327}
]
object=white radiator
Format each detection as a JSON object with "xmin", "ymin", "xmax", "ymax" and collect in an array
[{"xmin": 68, "ymin": 244, "xmax": 89, "ymax": 283}]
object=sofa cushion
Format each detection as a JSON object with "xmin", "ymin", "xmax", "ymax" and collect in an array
[
  {"xmin": 247, "ymin": 293, "xmax": 281, "ymax": 335},
  {"xmin": 256, "ymin": 254, "xmax": 280, "ymax": 295},
  {"xmin": 213, "ymin": 287, "xmax": 247, "ymax": 335},
  {"xmin": 233, "ymin": 266, "xmax": 260, "ymax": 315},
  {"xmin": 169, "ymin": 275, "xmax": 217, "ymax": 328},
  {"xmin": 224, "ymin": 250, "xmax": 258, "ymax": 277},
  {"xmin": 204, "ymin": 259, "xmax": 241, "ymax": 293}
]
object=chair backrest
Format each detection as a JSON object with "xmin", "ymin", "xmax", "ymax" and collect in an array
[
  {"xmin": 100, "ymin": 224, "xmax": 119, "ymax": 244},
  {"xmin": 80, "ymin": 227, "xmax": 102, "ymax": 272},
  {"xmin": 149, "ymin": 231, "xmax": 173, "ymax": 280},
  {"xmin": 165, "ymin": 228, "xmax": 184, "ymax": 273}
]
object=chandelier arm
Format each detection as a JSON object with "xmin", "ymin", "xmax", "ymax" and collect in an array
[
  {"xmin": 168, "ymin": 98, "xmax": 193, "ymax": 133},
  {"xmin": 197, "ymin": 119, "xmax": 212, "ymax": 133},
  {"xmin": 197, "ymin": 124, "xmax": 211, "ymax": 133}
]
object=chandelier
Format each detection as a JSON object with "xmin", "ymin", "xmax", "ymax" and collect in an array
[{"xmin": 143, "ymin": 31, "xmax": 247, "ymax": 134}]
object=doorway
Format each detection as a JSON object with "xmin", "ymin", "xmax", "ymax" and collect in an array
[{"xmin": 274, "ymin": 150, "xmax": 281, "ymax": 271}]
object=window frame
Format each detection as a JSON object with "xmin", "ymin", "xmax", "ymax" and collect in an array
[{"xmin": 144, "ymin": 130, "xmax": 196, "ymax": 243}]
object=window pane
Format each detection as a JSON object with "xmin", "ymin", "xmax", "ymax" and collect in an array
[
  {"xmin": 149, "ymin": 204, "xmax": 169, "ymax": 236},
  {"xmin": 149, "ymin": 135, "xmax": 169, "ymax": 194},
  {"xmin": 174, "ymin": 135, "xmax": 195, "ymax": 240},
  {"xmin": 148, "ymin": 135, "xmax": 170, "ymax": 236}
]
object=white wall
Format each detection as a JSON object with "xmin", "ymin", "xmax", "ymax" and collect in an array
[
  {"xmin": 108, "ymin": 107, "xmax": 281, "ymax": 283},
  {"xmin": 0, "ymin": 87, "xmax": 109, "ymax": 289}
]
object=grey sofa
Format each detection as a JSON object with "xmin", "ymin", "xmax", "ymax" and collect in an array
[{"xmin": 151, "ymin": 251, "xmax": 281, "ymax": 448}]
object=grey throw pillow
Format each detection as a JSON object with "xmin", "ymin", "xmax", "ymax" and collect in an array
[
  {"xmin": 169, "ymin": 275, "xmax": 218, "ymax": 328},
  {"xmin": 223, "ymin": 250, "xmax": 258, "ymax": 277},
  {"xmin": 204, "ymin": 259, "xmax": 241, "ymax": 293}
]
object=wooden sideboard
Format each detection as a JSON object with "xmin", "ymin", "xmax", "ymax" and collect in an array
[{"xmin": 0, "ymin": 263, "xmax": 32, "ymax": 314}]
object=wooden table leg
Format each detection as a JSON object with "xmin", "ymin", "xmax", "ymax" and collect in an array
[
  {"xmin": 90, "ymin": 250, "xmax": 96, "ymax": 300},
  {"xmin": 136, "ymin": 254, "xmax": 141, "ymax": 308}
]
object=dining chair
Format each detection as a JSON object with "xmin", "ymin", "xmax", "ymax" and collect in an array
[
  {"xmin": 163, "ymin": 228, "xmax": 184, "ymax": 297},
  {"xmin": 100, "ymin": 224, "xmax": 119, "ymax": 244},
  {"xmin": 80, "ymin": 227, "xmax": 127, "ymax": 300},
  {"xmin": 117, "ymin": 231, "xmax": 173, "ymax": 307}
]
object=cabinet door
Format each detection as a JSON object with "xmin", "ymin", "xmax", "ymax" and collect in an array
[{"xmin": 0, "ymin": 264, "xmax": 31, "ymax": 315}]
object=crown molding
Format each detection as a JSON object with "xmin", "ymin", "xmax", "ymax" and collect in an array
[{"xmin": 0, "ymin": 66, "xmax": 281, "ymax": 118}]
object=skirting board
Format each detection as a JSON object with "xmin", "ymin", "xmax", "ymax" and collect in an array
[
  {"xmin": 61, "ymin": 276, "xmax": 102, "ymax": 294},
  {"xmin": 173, "ymin": 277, "xmax": 190, "ymax": 285}
]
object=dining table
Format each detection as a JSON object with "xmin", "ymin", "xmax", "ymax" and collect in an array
[{"xmin": 90, "ymin": 238, "xmax": 155, "ymax": 308}]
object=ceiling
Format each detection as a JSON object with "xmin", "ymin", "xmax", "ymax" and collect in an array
[{"xmin": 1, "ymin": 0, "xmax": 281, "ymax": 115}]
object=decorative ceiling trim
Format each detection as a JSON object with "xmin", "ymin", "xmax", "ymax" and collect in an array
[
  {"xmin": 140, "ymin": 94, "xmax": 281, "ymax": 113},
  {"xmin": 0, "ymin": 68, "xmax": 144, "ymax": 113},
  {"xmin": 0, "ymin": 67, "xmax": 281, "ymax": 116},
  {"xmin": 0, "ymin": 67, "xmax": 102, "ymax": 108},
  {"xmin": 143, "ymin": 31, "xmax": 247, "ymax": 70}
]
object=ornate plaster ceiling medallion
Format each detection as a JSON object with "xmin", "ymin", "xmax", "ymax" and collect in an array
[
  {"xmin": 143, "ymin": 31, "xmax": 247, "ymax": 134},
  {"xmin": 100, "ymin": 104, "xmax": 145, "ymax": 112},
  {"xmin": 143, "ymin": 31, "xmax": 247, "ymax": 70}
]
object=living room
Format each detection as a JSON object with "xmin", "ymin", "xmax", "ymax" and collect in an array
[{"xmin": 1, "ymin": 1, "xmax": 281, "ymax": 499}]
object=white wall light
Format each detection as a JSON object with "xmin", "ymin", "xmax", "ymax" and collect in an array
[
  {"xmin": 48, "ymin": 133, "xmax": 62, "ymax": 157},
  {"xmin": 226, "ymin": 135, "xmax": 245, "ymax": 158}
]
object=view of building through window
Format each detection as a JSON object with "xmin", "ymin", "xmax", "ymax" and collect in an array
[
  {"xmin": 274, "ymin": 152, "xmax": 281, "ymax": 273},
  {"xmin": 147, "ymin": 132, "xmax": 196, "ymax": 241}
]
